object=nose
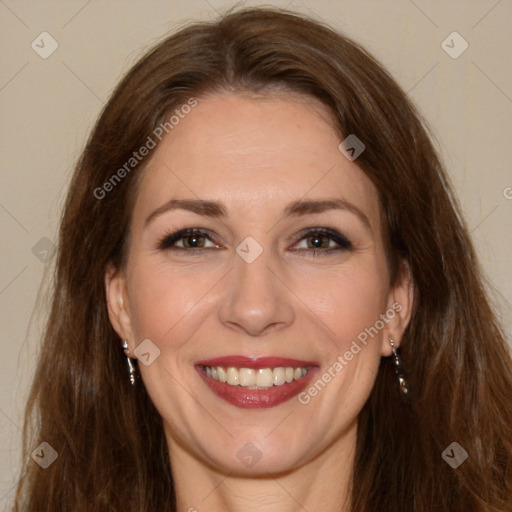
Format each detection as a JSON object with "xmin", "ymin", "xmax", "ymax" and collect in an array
[{"xmin": 218, "ymin": 248, "xmax": 295, "ymax": 337}]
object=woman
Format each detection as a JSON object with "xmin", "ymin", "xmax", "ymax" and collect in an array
[{"xmin": 14, "ymin": 7, "xmax": 512, "ymax": 512}]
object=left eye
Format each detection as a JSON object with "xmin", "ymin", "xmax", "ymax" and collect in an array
[
  {"xmin": 295, "ymin": 233, "xmax": 338, "ymax": 250},
  {"xmin": 292, "ymin": 228, "xmax": 352, "ymax": 253}
]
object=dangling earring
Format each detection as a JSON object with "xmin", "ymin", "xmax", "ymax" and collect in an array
[
  {"xmin": 122, "ymin": 341, "xmax": 138, "ymax": 386},
  {"xmin": 389, "ymin": 337, "xmax": 409, "ymax": 400}
]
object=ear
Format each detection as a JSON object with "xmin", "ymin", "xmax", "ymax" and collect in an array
[
  {"xmin": 380, "ymin": 260, "xmax": 414, "ymax": 357},
  {"xmin": 105, "ymin": 262, "xmax": 136, "ymax": 354}
]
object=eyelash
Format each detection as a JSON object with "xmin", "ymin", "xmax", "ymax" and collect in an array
[{"xmin": 157, "ymin": 227, "xmax": 353, "ymax": 256}]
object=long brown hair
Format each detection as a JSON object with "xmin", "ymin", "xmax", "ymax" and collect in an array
[{"xmin": 14, "ymin": 7, "xmax": 512, "ymax": 511}]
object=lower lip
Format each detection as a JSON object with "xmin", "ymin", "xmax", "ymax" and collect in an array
[{"xmin": 196, "ymin": 366, "xmax": 318, "ymax": 409}]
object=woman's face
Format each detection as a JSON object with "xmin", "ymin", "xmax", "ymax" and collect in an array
[{"xmin": 106, "ymin": 91, "xmax": 412, "ymax": 476}]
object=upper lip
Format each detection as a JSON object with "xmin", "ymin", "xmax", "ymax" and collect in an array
[{"xmin": 195, "ymin": 355, "xmax": 318, "ymax": 369}]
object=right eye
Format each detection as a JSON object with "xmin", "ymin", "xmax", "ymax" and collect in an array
[{"xmin": 158, "ymin": 228, "xmax": 221, "ymax": 251}]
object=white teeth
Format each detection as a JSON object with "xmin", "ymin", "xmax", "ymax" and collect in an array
[
  {"xmin": 239, "ymin": 368, "xmax": 256, "ymax": 386},
  {"xmin": 256, "ymin": 368, "xmax": 274, "ymax": 387},
  {"xmin": 226, "ymin": 367, "xmax": 239, "ymax": 386},
  {"xmin": 204, "ymin": 365, "xmax": 310, "ymax": 388},
  {"xmin": 273, "ymin": 367, "xmax": 286, "ymax": 386},
  {"xmin": 217, "ymin": 366, "xmax": 227, "ymax": 383}
]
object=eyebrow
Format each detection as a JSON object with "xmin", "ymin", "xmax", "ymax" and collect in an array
[{"xmin": 144, "ymin": 198, "xmax": 371, "ymax": 231}]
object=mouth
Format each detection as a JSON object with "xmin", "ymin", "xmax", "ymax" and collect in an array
[{"xmin": 195, "ymin": 356, "xmax": 319, "ymax": 409}]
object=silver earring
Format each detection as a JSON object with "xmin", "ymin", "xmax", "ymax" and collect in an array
[
  {"xmin": 389, "ymin": 337, "xmax": 409, "ymax": 400},
  {"xmin": 122, "ymin": 341, "xmax": 137, "ymax": 386}
]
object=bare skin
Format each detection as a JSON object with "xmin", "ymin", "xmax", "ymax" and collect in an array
[{"xmin": 106, "ymin": 91, "xmax": 413, "ymax": 511}]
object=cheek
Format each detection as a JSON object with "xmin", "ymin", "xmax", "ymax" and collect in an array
[
  {"xmin": 127, "ymin": 260, "xmax": 203, "ymax": 345},
  {"xmin": 299, "ymin": 263, "xmax": 388, "ymax": 348},
  {"xmin": 290, "ymin": 266, "xmax": 388, "ymax": 441}
]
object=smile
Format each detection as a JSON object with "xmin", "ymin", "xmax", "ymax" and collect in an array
[{"xmin": 195, "ymin": 356, "xmax": 319, "ymax": 409}]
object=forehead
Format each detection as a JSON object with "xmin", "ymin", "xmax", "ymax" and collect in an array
[{"xmin": 132, "ymin": 91, "xmax": 381, "ymax": 230}]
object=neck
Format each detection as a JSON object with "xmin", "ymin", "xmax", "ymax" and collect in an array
[{"xmin": 168, "ymin": 424, "xmax": 356, "ymax": 512}]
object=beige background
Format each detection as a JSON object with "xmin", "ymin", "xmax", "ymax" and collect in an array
[{"xmin": 1, "ymin": 0, "xmax": 511, "ymax": 507}]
